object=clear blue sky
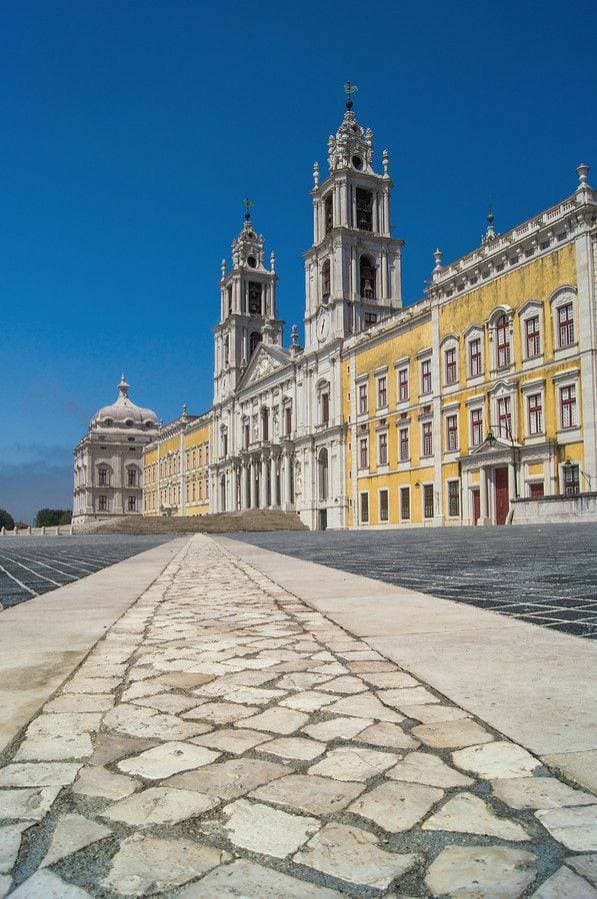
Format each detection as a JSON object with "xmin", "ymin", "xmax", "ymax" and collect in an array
[{"xmin": 1, "ymin": 0, "xmax": 595, "ymax": 522}]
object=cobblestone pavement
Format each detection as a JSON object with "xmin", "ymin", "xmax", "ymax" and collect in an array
[
  {"xmin": 0, "ymin": 536, "xmax": 174, "ymax": 609},
  {"xmin": 235, "ymin": 524, "xmax": 597, "ymax": 639},
  {"xmin": 1, "ymin": 535, "xmax": 596, "ymax": 897}
]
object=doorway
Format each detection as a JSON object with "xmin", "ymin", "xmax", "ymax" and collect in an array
[
  {"xmin": 495, "ymin": 467, "xmax": 509, "ymax": 525},
  {"xmin": 530, "ymin": 482, "xmax": 544, "ymax": 499},
  {"xmin": 472, "ymin": 488, "xmax": 480, "ymax": 525},
  {"xmin": 318, "ymin": 509, "xmax": 328, "ymax": 531}
]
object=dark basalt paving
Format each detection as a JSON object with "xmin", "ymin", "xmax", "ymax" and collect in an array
[{"xmin": 233, "ymin": 523, "xmax": 597, "ymax": 639}]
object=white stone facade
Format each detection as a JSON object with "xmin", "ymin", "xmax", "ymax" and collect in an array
[{"xmin": 73, "ymin": 376, "xmax": 158, "ymax": 524}]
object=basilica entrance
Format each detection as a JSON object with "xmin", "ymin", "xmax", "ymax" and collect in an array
[{"xmin": 495, "ymin": 467, "xmax": 509, "ymax": 525}]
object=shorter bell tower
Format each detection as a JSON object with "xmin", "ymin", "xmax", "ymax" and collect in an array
[{"xmin": 214, "ymin": 201, "xmax": 283, "ymax": 404}]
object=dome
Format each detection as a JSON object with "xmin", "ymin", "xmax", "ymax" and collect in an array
[{"xmin": 93, "ymin": 375, "xmax": 158, "ymax": 431}]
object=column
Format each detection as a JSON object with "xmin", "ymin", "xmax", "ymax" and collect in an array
[
  {"xmin": 260, "ymin": 455, "xmax": 267, "ymax": 508},
  {"xmin": 249, "ymin": 460, "xmax": 256, "ymax": 508},
  {"xmin": 270, "ymin": 456, "xmax": 277, "ymax": 507},
  {"xmin": 232, "ymin": 465, "xmax": 238, "ymax": 511},
  {"xmin": 508, "ymin": 461, "xmax": 517, "ymax": 503},
  {"xmin": 381, "ymin": 252, "xmax": 388, "ymax": 301},
  {"xmin": 479, "ymin": 467, "xmax": 488, "ymax": 525}
]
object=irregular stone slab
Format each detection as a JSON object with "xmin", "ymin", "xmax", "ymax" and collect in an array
[
  {"xmin": 349, "ymin": 781, "xmax": 443, "ymax": 832},
  {"xmin": 121, "ymin": 681, "xmax": 163, "ymax": 702},
  {"xmin": 15, "ymin": 733, "xmax": 93, "ymax": 762},
  {"xmin": 309, "ymin": 747, "xmax": 397, "ymax": 781},
  {"xmin": 492, "ymin": 776, "xmax": 596, "ymax": 810},
  {"xmin": 41, "ymin": 814, "xmax": 111, "ymax": 868},
  {"xmin": 542, "ymin": 751, "xmax": 597, "ymax": 794},
  {"xmin": 9, "ymin": 869, "xmax": 92, "ymax": 898},
  {"xmin": 183, "ymin": 702, "xmax": 259, "ymax": 724},
  {"xmin": 453, "ymin": 741, "xmax": 541, "ymax": 779},
  {"xmin": 319, "ymin": 676, "xmax": 368, "ymax": 694},
  {"xmin": 536, "ymin": 806, "xmax": 597, "ymax": 851},
  {"xmin": 1, "ymin": 786, "xmax": 61, "ymax": 820},
  {"xmin": 102, "ymin": 834, "xmax": 229, "ymax": 895},
  {"xmin": 89, "ymin": 733, "xmax": 160, "ymax": 767},
  {"xmin": 157, "ymin": 672, "xmax": 215, "ymax": 689},
  {"xmin": 0, "ymin": 874, "xmax": 11, "ymax": 896},
  {"xmin": 258, "ymin": 736, "xmax": 327, "ymax": 761},
  {"xmin": 294, "ymin": 822, "xmax": 418, "ymax": 889},
  {"xmin": 276, "ymin": 672, "xmax": 332, "ymax": 690},
  {"xmin": 222, "ymin": 799, "xmax": 319, "ymax": 858},
  {"xmin": 117, "ymin": 741, "xmax": 219, "ymax": 780},
  {"xmin": 44, "ymin": 694, "xmax": 114, "ymax": 713},
  {"xmin": 567, "ymin": 855, "xmax": 597, "ymax": 885},
  {"xmin": 177, "ymin": 857, "xmax": 343, "ymax": 897},
  {"xmin": 63, "ymin": 677, "xmax": 120, "ymax": 693},
  {"xmin": 237, "ymin": 707, "xmax": 309, "ymax": 734},
  {"xmin": 412, "ymin": 718, "xmax": 494, "ymax": 749},
  {"xmin": 190, "ymin": 728, "xmax": 270, "ymax": 755},
  {"xmin": 222, "ymin": 687, "xmax": 287, "ymax": 705},
  {"xmin": 100, "ymin": 787, "xmax": 217, "ymax": 826},
  {"xmin": 73, "ymin": 766, "xmax": 139, "ymax": 800},
  {"xmin": 132, "ymin": 693, "xmax": 199, "ymax": 714},
  {"xmin": 377, "ymin": 687, "xmax": 440, "ymax": 709},
  {"xmin": 347, "ymin": 662, "xmax": 399, "ymax": 674},
  {"xmin": 281, "ymin": 691, "xmax": 338, "ymax": 712},
  {"xmin": 355, "ymin": 722, "xmax": 419, "ymax": 751},
  {"xmin": 103, "ymin": 704, "xmax": 203, "ymax": 740},
  {"xmin": 425, "ymin": 845, "xmax": 536, "ymax": 899},
  {"xmin": 303, "ymin": 717, "xmax": 371, "ymax": 741},
  {"xmin": 166, "ymin": 758, "xmax": 287, "ymax": 800},
  {"xmin": 361, "ymin": 671, "xmax": 420, "ymax": 689},
  {"xmin": 399, "ymin": 703, "xmax": 471, "ymax": 724},
  {"xmin": 251, "ymin": 774, "xmax": 365, "ymax": 815},
  {"xmin": 0, "ymin": 823, "xmax": 31, "ymax": 873},
  {"xmin": 531, "ymin": 866, "xmax": 597, "ymax": 898},
  {"xmin": 325, "ymin": 693, "xmax": 404, "ymax": 722},
  {"xmin": 0, "ymin": 762, "xmax": 81, "ymax": 787},
  {"xmin": 422, "ymin": 792, "xmax": 529, "ymax": 841}
]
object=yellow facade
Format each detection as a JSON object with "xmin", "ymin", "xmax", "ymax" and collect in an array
[{"xmin": 143, "ymin": 412, "xmax": 211, "ymax": 517}]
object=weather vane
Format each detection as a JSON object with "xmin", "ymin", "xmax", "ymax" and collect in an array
[
  {"xmin": 344, "ymin": 81, "xmax": 358, "ymax": 110},
  {"xmin": 243, "ymin": 197, "xmax": 253, "ymax": 221}
]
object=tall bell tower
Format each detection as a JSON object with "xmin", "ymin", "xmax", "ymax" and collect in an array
[
  {"xmin": 214, "ymin": 202, "xmax": 283, "ymax": 404},
  {"xmin": 304, "ymin": 85, "xmax": 404, "ymax": 351}
]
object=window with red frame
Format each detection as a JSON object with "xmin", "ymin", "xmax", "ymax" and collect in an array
[
  {"xmin": 359, "ymin": 437, "xmax": 369, "ymax": 468},
  {"xmin": 558, "ymin": 303, "xmax": 574, "ymax": 348},
  {"xmin": 358, "ymin": 383, "xmax": 368, "ymax": 415},
  {"xmin": 525, "ymin": 316, "xmax": 541, "ymax": 358},
  {"xmin": 471, "ymin": 408, "xmax": 483, "ymax": 446},
  {"xmin": 497, "ymin": 396, "xmax": 512, "ymax": 438},
  {"xmin": 446, "ymin": 414, "xmax": 458, "ymax": 451},
  {"xmin": 422, "ymin": 421, "xmax": 433, "ymax": 456},
  {"xmin": 496, "ymin": 314, "xmax": 511, "ymax": 369},
  {"xmin": 398, "ymin": 367, "xmax": 409, "ymax": 401},
  {"xmin": 399, "ymin": 426, "xmax": 409, "ymax": 461},
  {"xmin": 378, "ymin": 432, "xmax": 388, "ymax": 466},
  {"xmin": 445, "ymin": 348, "xmax": 457, "ymax": 385},
  {"xmin": 377, "ymin": 376, "xmax": 387, "ymax": 408},
  {"xmin": 528, "ymin": 393, "xmax": 543, "ymax": 435},
  {"xmin": 560, "ymin": 384, "xmax": 577, "ymax": 429},
  {"xmin": 469, "ymin": 337, "xmax": 482, "ymax": 377},
  {"xmin": 421, "ymin": 359, "xmax": 432, "ymax": 394}
]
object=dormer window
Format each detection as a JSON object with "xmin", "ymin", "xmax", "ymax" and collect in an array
[
  {"xmin": 248, "ymin": 282, "xmax": 262, "ymax": 315},
  {"xmin": 356, "ymin": 188, "xmax": 372, "ymax": 231}
]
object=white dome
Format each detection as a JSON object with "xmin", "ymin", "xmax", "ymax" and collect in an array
[{"xmin": 93, "ymin": 375, "xmax": 158, "ymax": 430}]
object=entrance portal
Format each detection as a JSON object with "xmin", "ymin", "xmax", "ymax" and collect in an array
[
  {"xmin": 495, "ymin": 467, "xmax": 509, "ymax": 525},
  {"xmin": 472, "ymin": 488, "xmax": 480, "ymax": 525}
]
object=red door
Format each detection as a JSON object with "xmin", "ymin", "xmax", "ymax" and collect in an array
[
  {"xmin": 472, "ymin": 489, "xmax": 480, "ymax": 525},
  {"xmin": 495, "ymin": 467, "xmax": 509, "ymax": 525},
  {"xmin": 530, "ymin": 482, "xmax": 544, "ymax": 499}
]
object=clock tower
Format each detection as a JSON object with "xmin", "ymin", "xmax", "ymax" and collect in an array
[
  {"xmin": 304, "ymin": 86, "xmax": 404, "ymax": 351},
  {"xmin": 214, "ymin": 203, "xmax": 283, "ymax": 405}
]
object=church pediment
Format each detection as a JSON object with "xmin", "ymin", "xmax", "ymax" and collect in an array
[{"xmin": 238, "ymin": 345, "xmax": 290, "ymax": 391}]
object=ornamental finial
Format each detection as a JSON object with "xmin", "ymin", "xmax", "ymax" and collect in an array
[
  {"xmin": 577, "ymin": 163, "xmax": 590, "ymax": 190},
  {"xmin": 344, "ymin": 81, "xmax": 358, "ymax": 110},
  {"xmin": 243, "ymin": 197, "xmax": 253, "ymax": 221}
]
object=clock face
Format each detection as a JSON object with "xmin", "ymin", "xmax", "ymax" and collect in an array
[{"xmin": 317, "ymin": 310, "xmax": 330, "ymax": 343}]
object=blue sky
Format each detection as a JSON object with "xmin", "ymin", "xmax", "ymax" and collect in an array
[{"xmin": 1, "ymin": 0, "xmax": 595, "ymax": 522}]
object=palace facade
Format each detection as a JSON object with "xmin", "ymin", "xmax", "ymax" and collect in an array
[{"xmin": 139, "ymin": 97, "xmax": 597, "ymax": 529}]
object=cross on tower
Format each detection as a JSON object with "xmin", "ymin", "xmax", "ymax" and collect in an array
[
  {"xmin": 243, "ymin": 197, "xmax": 253, "ymax": 221},
  {"xmin": 344, "ymin": 80, "xmax": 358, "ymax": 110}
]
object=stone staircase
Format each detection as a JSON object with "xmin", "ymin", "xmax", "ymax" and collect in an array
[{"xmin": 90, "ymin": 509, "xmax": 309, "ymax": 535}]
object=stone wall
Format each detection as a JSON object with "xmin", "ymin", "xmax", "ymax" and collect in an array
[{"xmin": 512, "ymin": 492, "xmax": 597, "ymax": 524}]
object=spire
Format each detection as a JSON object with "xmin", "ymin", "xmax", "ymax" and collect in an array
[
  {"xmin": 243, "ymin": 197, "xmax": 253, "ymax": 221},
  {"xmin": 231, "ymin": 200, "xmax": 266, "ymax": 269},
  {"xmin": 328, "ymin": 83, "xmax": 374, "ymax": 174},
  {"xmin": 118, "ymin": 374, "xmax": 129, "ymax": 400}
]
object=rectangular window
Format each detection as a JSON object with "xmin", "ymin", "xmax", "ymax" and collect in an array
[
  {"xmin": 128, "ymin": 496, "xmax": 136, "ymax": 512},
  {"xmin": 400, "ymin": 486, "xmax": 410, "ymax": 521},
  {"xmin": 222, "ymin": 432, "xmax": 228, "ymax": 458},
  {"xmin": 563, "ymin": 463, "xmax": 580, "ymax": 495},
  {"xmin": 244, "ymin": 422, "xmax": 250, "ymax": 449},
  {"xmin": 205, "ymin": 443, "xmax": 209, "ymax": 465},
  {"xmin": 497, "ymin": 396, "xmax": 512, "ymax": 439},
  {"xmin": 471, "ymin": 408, "xmax": 483, "ymax": 447},
  {"xmin": 421, "ymin": 359, "xmax": 432, "ymax": 395},
  {"xmin": 422, "ymin": 421, "xmax": 433, "ymax": 457},
  {"xmin": 469, "ymin": 337, "xmax": 482, "ymax": 377},
  {"xmin": 560, "ymin": 384, "xmax": 577, "ymax": 429},
  {"xmin": 359, "ymin": 437, "xmax": 369, "ymax": 469},
  {"xmin": 528, "ymin": 393, "xmax": 543, "ymax": 435},
  {"xmin": 322, "ymin": 393, "xmax": 330, "ymax": 425},
  {"xmin": 128, "ymin": 469, "xmax": 136, "ymax": 487},
  {"xmin": 448, "ymin": 480, "xmax": 460, "ymax": 517},
  {"xmin": 525, "ymin": 316, "xmax": 541, "ymax": 358},
  {"xmin": 445, "ymin": 348, "xmax": 457, "ymax": 385},
  {"xmin": 399, "ymin": 426, "xmax": 409, "ymax": 462},
  {"xmin": 98, "ymin": 495, "xmax": 108, "ymax": 511},
  {"xmin": 378, "ymin": 432, "xmax": 388, "ymax": 466},
  {"xmin": 98, "ymin": 469, "xmax": 107, "ymax": 486},
  {"xmin": 360, "ymin": 492, "xmax": 369, "ymax": 523},
  {"xmin": 398, "ymin": 367, "xmax": 409, "ymax": 402},
  {"xmin": 446, "ymin": 414, "xmax": 458, "ymax": 451},
  {"xmin": 358, "ymin": 383, "xmax": 368, "ymax": 415},
  {"xmin": 285, "ymin": 405, "xmax": 292, "ymax": 436},
  {"xmin": 496, "ymin": 317, "xmax": 511, "ymax": 369},
  {"xmin": 186, "ymin": 482, "xmax": 190, "ymax": 503},
  {"xmin": 379, "ymin": 489, "xmax": 389, "ymax": 522},
  {"xmin": 424, "ymin": 484, "xmax": 434, "ymax": 519},
  {"xmin": 558, "ymin": 303, "xmax": 574, "ymax": 348},
  {"xmin": 377, "ymin": 376, "xmax": 387, "ymax": 409}
]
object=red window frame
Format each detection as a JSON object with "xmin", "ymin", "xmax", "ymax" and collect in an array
[
  {"xmin": 421, "ymin": 359, "xmax": 432, "ymax": 395},
  {"xmin": 496, "ymin": 315, "xmax": 511, "ymax": 369},
  {"xmin": 422, "ymin": 421, "xmax": 433, "ymax": 457},
  {"xmin": 379, "ymin": 489, "xmax": 389, "ymax": 522},
  {"xmin": 377, "ymin": 376, "xmax": 387, "ymax": 409},
  {"xmin": 359, "ymin": 437, "xmax": 369, "ymax": 469},
  {"xmin": 399, "ymin": 427, "xmax": 409, "ymax": 462},
  {"xmin": 445, "ymin": 348, "xmax": 457, "ymax": 385},
  {"xmin": 560, "ymin": 384, "xmax": 577, "ymax": 429},
  {"xmin": 378, "ymin": 432, "xmax": 388, "ymax": 466},
  {"xmin": 398, "ymin": 368, "xmax": 409, "ymax": 402},
  {"xmin": 446, "ymin": 414, "xmax": 458, "ymax": 451},
  {"xmin": 497, "ymin": 396, "xmax": 512, "ymax": 439},
  {"xmin": 471, "ymin": 408, "xmax": 483, "ymax": 446},
  {"xmin": 525, "ymin": 316, "xmax": 541, "ymax": 358},
  {"xmin": 469, "ymin": 337, "xmax": 482, "ymax": 377},
  {"xmin": 528, "ymin": 393, "xmax": 542, "ymax": 435},
  {"xmin": 358, "ymin": 384, "xmax": 368, "ymax": 415},
  {"xmin": 558, "ymin": 303, "xmax": 574, "ymax": 348}
]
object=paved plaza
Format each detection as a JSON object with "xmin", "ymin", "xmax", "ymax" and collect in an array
[
  {"xmin": 0, "ymin": 535, "xmax": 595, "ymax": 897},
  {"xmin": 235, "ymin": 524, "xmax": 597, "ymax": 639},
  {"xmin": 0, "ymin": 536, "xmax": 173, "ymax": 608}
]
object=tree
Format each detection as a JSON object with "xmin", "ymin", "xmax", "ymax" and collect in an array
[
  {"xmin": 0, "ymin": 509, "xmax": 15, "ymax": 530},
  {"xmin": 34, "ymin": 509, "xmax": 72, "ymax": 528}
]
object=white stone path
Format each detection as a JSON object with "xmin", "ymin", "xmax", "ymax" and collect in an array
[{"xmin": 0, "ymin": 535, "xmax": 596, "ymax": 897}]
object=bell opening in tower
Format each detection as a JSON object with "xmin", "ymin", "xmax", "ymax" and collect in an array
[
  {"xmin": 248, "ymin": 282, "xmax": 262, "ymax": 315},
  {"xmin": 360, "ymin": 255, "xmax": 376, "ymax": 299},
  {"xmin": 356, "ymin": 188, "xmax": 373, "ymax": 231},
  {"xmin": 324, "ymin": 194, "xmax": 333, "ymax": 234}
]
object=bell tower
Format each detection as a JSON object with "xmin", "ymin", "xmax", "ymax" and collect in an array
[
  {"xmin": 304, "ymin": 84, "xmax": 404, "ymax": 351},
  {"xmin": 214, "ymin": 201, "xmax": 283, "ymax": 404}
]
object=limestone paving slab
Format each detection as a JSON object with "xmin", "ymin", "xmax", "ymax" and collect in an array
[
  {"xmin": 492, "ymin": 776, "xmax": 597, "ymax": 810},
  {"xmin": 43, "ymin": 694, "xmax": 114, "ymax": 713},
  {"xmin": 412, "ymin": 717, "xmax": 495, "ymax": 748},
  {"xmin": 40, "ymin": 814, "xmax": 111, "ymax": 868},
  {"xmin": 399, "ymin": 702, "xmax": 471, "ymax": 723},
  {"xmin": 387, "ymin": 751, "xmax": 474, "ymax": 788},
  {"xmin": 100, "ymin": 786, "xmax": 218, "ymax": 827},
  {"xmin": 453, "ymin": 740, "xmax": 542, "ymax": 779},
  {"xmin": 190, "ymin": 727, "xmax": 271, "ymax": 755},
  {"xmin": 567, "ymin": 854, "xmax": 597, "ymax": 885},
  {"xmin": 251, "ymin": 773, "xmax": 365, "ymax": 815},
  {"xmin": 177, "ymin": 857, "xmax": 344, "ymax": 898},
  {"xmin": 536, "ymin": 805, "xmax": 597, "ymax": 851},
  {"xmin": 257, "ymin": 736, "xmax": 327, "ymax": 761},
  {"xmin": 222, "ymin": 799, "xmax": 320, "ymax": 858},
  {"xmin": 116, "ymin": 741, "xmax": 219, "ymax": 780},
  {"xmin": 280, "ymin": 690, "xmax": 338, "ymax": 712},
  {"xmin": 132, "ymin": 692, "xmax": 199, "ymax": 714},
  {"xmin": 0, "ymin": 823, "xmax": 31, "ymax": 874},
  {"xmin": 425, "ymin": 845, "xmax": 537, "ymax": 898},
  {"xmin": 165, "ymin": 758, "xmax": 288, "ymax": 800},
  {"xmin": 0, "ymin": 786, "xmax": 61, "ymax": 820},
  {"xmin": 309, "ymin": 746, "xmax": 398, "ymax": 781},
  {"xmin": 183, "ymin": 701, "xmax": 259, "ymax": 724},
  {"xmin": 355, "ymin": 721, "xmax": 420, "ymax": 750},
  {"xmin": 303, "ymin": 716, "xmax": 372, "ymax": 741},
  {"xmin": 9, "ymin": 869, "xmax": 92, "ymax": 898},
  {"xmin": 237, "ymin": 706, "xmax": 309, "ymax": 734},
  {"xmin": 0, "ymin": 762, "xmax": 81, "ymax": 787},
  {"xmin": 422, "ymin": 792, "xmax": 530, "ymax": 841},
  {"xmin": 531, "ymin": 865, "xmax": 597, "ymax": 898},
  {"xmin": 349, "ymin": 780, "xmax": 443, "ymax": 832},
  {"xmin": 72, "ymin": 766, "xmax": 139, "ymax": 800}
]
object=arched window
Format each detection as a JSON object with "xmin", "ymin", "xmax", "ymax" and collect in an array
[
  {"xmin": 318, "ymin": 448, "xmax": 329, "ymax": 501},
  {"xmin": 249, "ymin": 331, "xmax": 262, "ymax": 357},
  {"xmin": 360, "ymin": 256, "xmax": 376, "ymax": 299},
  {"xmin": 321, "ymin": 259, "xmax": 331, "ymax": 303}
]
